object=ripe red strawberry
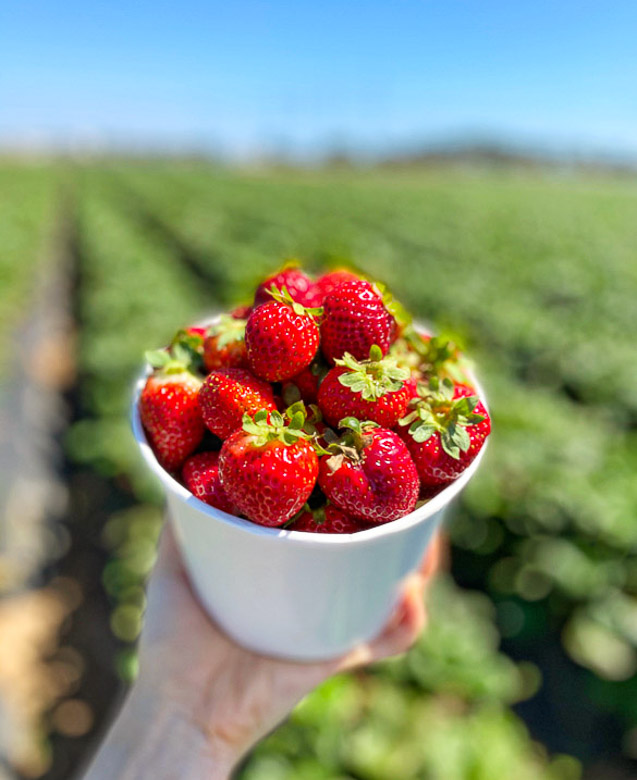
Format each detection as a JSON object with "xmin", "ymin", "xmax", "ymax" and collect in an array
[
  {"xmin": 404, "ymin": 372, "xmax": 423, "ymax": 399},
  {"xmin": 231, "ymin": 304, "xmax": 253, "ymax": 319},
  {"xmin": 185, "ymin": 326, "xmax": 207, "ymax": 338},
  {"xmin": 281, "ymin": 358, "xmax": 328, "ymax": 406},
  {"xmin": 320, "ymin": 279, "xmax": 396, "ymax": 364},
  {"xmin": 291, "ymin": 504, "xmax": 367, "ymax": 534},
  {"xmin": 245, "ymin": 288, "xmax": 321, "ymax": 381},
  {"xmin": 254, "ymin": 267, "xmax": 321, "ymax": 308},
  {"xmin": 199, "ymin": 367, "xmax": 276, "ymax": 440},
  {"xmin": 203, "ymin": 314, "xmax": 248, "ymax": 372},
  {"xmin": 182, "ymin": 451, "xmax": 238, "ymax": 515},
  {"xmin": 314, "ymin": 269, "xmax": 361, "ymax": 303},
  {"xmin": 397, "ymin": 378, "xmax": 491, "ymax": 488},
  {"xmin": 318, "ymin": 419, "xmax": 419, "ymax": 524},
  {"xmin": 219, "ymin": 409, "xmax": 319, "ymax": 527},
  {"xmin": 282, "ymin": 366, "xmax": 321, "ymax": 405},
  {"xmin": 140, "ymin": 332, "xmax": 206, "ymax": 472},
  {"xmin": 317, "ymin": 345, "xmax": 411, "ymax": 428}
]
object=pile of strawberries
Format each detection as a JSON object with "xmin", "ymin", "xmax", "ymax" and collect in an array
[{"xmin": 139, "ymin": 267, "xmax": 491, "ymax": 533}]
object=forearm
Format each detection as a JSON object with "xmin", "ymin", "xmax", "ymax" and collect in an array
[{"xmin": 83, "ymin": 686, "xmax": 236, "ymax": 780}]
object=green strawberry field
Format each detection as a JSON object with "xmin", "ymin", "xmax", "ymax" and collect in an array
[{"xmin": 2, "ymin": 158, "xmax": 637, "ymax": 779}]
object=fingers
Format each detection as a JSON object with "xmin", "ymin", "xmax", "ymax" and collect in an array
[{"xmin": 419, "ymin": 530, "xmax": 446, "ymax": 582}]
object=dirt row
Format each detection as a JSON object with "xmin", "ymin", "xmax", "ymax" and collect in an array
[{"xmin": 0, "ymin": 198, "xmax": 128, "ymax": 780}]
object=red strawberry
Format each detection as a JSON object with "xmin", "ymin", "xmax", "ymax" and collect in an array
[
  {"xmin": 281, "ymin": 359, "xmax": 328, "ymax": 406},
  {"xmin": 219, "ymin": 409, "xmax": 319, "ymax": 527},
  {"xmin": 199, "ymin": 367, "xmax": 276, "ymax": 440},
  {"xmin": 314, "ymin": 269, "xmax": 361, "ymax": 303},
  {"xmin": 405, "ymin": 372, "xmax": 423, "ymax": 400},
  {"xmin": 140, "ymin": 333, "xmax": 206, "ymax": 471},
  {"xmin": 320, "ymin": 279, "xmax": 396, "ymax": 364},
  {"xmin": 283, "ymin": 366, "xmax": 321, "ymax": 405},
  {"xmin": 254, "ymin": 267, "xmax": 321, "ymax": 308},
  {"xmin": 291, "ymin": 504, "xmax": 367, "ymax": 534},
  {"xmin": 231, "ymin": 304, "xmax": 253, "ymax": 319},
  {"xmin": 317, "ymin": 345, "xmax": 411, "ymax": 428},
  {"xmin": 185, "ymin": 326, "xmax": 207, "ymax": 338},
  {"xmin": 397, "ymin": 378, "xmax": 490, "ymax": 488},
  {"xmin": 203, "ymin": 314, "xmax": 248, "ymax": 372},
  {"xmin": 318, "ymin": 419, "xmax": 419, "ymax": 524},
  {"xmin": 245, "ymin": 288, "xmax": 321, "ymax": 382},
  {"xmin": 182, "ymin": 451, "xmax": 238, "ymax": 515}
]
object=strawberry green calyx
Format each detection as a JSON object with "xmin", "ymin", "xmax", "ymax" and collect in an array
[
  {"xmin": 323, "ymin": 417, "xmax": 378, "ymax": 471},
  {"xmin": 402, "ymin": 327, "xmax": 469, "ymax": 383},
  {"xmin": 335, "ymin": 345, "xmax": 410, "ymax": 401},
  {"xmin": 336, "ymin": 416, "xmax": 379, "ymax": 451},
  {"xmin": 241, "ymin": 406, "xmax": 313, "ymax": 447},
  {"xmin": 145, "ymin": 329, "xmax": 204, "ymax": 375},
  {"xmin": 206, "ymin": 314, "xmax": 247, "ymax": 348},
  {"xmin": 399, "ymin": 377, "xmax": 486, "ymax": 459},
  {"xmin": 266, "ymin": 285, "xmax": 323, "ymax": 320},
  {"xmin": 374, "ymin": 281, "xmax": 412, "ymax": 330}
]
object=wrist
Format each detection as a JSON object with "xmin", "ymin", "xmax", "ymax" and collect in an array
[{"xmin": 84, "ymin": 683, "xmax": 238, "ymax": 780}]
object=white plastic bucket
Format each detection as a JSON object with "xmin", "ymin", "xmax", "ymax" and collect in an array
[{"xmin": 131, "ymin": 321, "xmax": 489, "ymax": 660}]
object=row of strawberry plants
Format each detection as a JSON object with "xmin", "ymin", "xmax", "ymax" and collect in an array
[
  {"xmin": 70, "ymin": 174, "xmax": 570, "ymax": 777},
  {"xmin": 0, "ymin": 163, "xmax": 57, "ymax": 371},
  {"xmin": 66, "ymin": 173, "xmax": 210, "ymax": 677},
  {"xmin": 107, "ymin": 165, "xmax": 637, "ymax": 761},
  {"xmin": 117, "ymin": 165, "xmax": 637, "ymax": 424}
]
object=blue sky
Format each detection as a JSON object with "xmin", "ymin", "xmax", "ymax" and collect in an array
[{"xmin": 1, "ymin": 1, "xmax": 636, "ymax": 158}]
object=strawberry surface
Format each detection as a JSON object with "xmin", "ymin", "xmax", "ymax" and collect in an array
[
  {"xmin": 199, "ymin": 367, "xmax": 276, "ymax": 440},
  {"xmin": 219, "ymin": 410, "xmax": 319, "ymax": 527},
  {"xmin": 320, "ymin": 279, "xmax": 396, "ymax": 364},
  {"xmin": 318, "ymin": 424, "xmax": 419, "ymax": 524},
  {"xmin": 203, "ymin": 315, "xmax": 248, "ymax": 372},
  {"xmin": 291, "ymin": 505, "xmax": 368, "ymax": 534},
  {"xmin": 245, "ymin": 297, "xmax": 320, "ymax": 382},
  {"xmin": 140, "ymin": 371, "xmax": 205, "ymax": 472},
  {"xmin": 314, "ymin": 269, "xmax": 361, "ymax": 303},
  {"xmin": 182, "ymin": 451, "xmax": 237, "ymax": 514},
  {"xmin": 282, "ymin": 364, "xmax": 324, "ymax": 405},
  {"xmin": 254, "ymin": 268, "xmax": 321, "ymax": 308}
]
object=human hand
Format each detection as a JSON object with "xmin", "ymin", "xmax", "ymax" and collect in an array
[{"xmin": 85, "ymin": 517, "xmax": 442, "ymax": 779}]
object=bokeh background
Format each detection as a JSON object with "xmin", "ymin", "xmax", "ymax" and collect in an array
[{"xmin": 1, "ymin": 3, "xmax": 637, "ymax": 778}]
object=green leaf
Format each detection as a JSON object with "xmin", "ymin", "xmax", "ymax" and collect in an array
[
  {"xmin": 452, "ymin": 425, "xmax": 471, "ymax": 452},
  {"xmin": 398, "ymin": 411, "xmax": 419, "ymax": 426},
  {"xmin": 339, "ymin": 372, "xmax": 363, "ymax": 388},
  {"xmin": 440, "ymin": 429, "xmax": 461, "ymax": 459},
  {"xmin": 253, "ymin": 409, "xmax": 268, "ymax": 424},
  {"xmin": 339, "ymin": 417, "xmax": 363, "ymax": 434},
  {"xmin": 369, "ymin": 344, "xmax": 383, "ymax": 362},
  {"xmin": 285, "ymin": 400, "xmax": 307, "ymax": 419},
  {"xmin": 145, "ymin": 349, "xmax": 171, "ymax": 368},
  {"xmin": 289, "ymin": 411, "xmax": 305, "ymax": 430},
  {"xmin": 410, "ymin": 422, "xmax": 436, "ymax": 443}
]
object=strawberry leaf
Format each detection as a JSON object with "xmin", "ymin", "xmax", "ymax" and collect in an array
[
  {"xmin": 409, "ymin": 421, "xmax": 436, "ymax": 443},
  {"xmin": 145, "ymin": 349, "xmax": 171, "ymax": 368}
]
